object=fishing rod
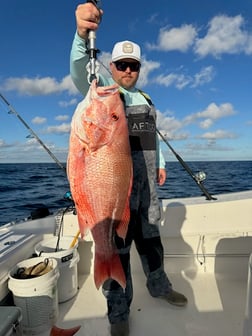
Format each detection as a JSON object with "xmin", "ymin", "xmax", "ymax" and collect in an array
[
  {"xmin": 0, "ymin": 92, "xmax": 66, "ymax": 174},
  {"xmin": 156, "ymin": 128, "xmax": 217, "ymax": 200}
]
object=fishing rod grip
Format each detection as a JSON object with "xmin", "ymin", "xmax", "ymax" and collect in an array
[{"xmin": 86, "ymin": 0, "xmax": 101, "ymax": 82}]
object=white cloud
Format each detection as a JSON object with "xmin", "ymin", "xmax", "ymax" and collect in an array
[
  {"xmin": 138, "ymin": 58, "xmax": 161, "ymax": 88},
  {"xmin": 155, "ymin": 72, "xmax": 191, "ymax": 89},
  {"xmin": 196, "ymin": 102, "xmax": 236, "ymax": 119},
  {"xmin": 156, "ymin": 110, "xmax": 189, "ymax": 140},
  {"xmin": 184, "ymin": 102, "xmax": 236, "ymax": 128},
  {"xmin": 0, "ymin": 139, "xmax": 11, "ymax": 148},
  {"xmin": 0, "ymin": 138, "xmax": 68, "ymax": 163},
  {"xmin": 44, "ymin": 123, "xmax": 71, "ymax": 134},
  {"xmin": 154, "ymin": 66, "xmax": 215, "ymax": 89},
  {"xmin": 0, "ymin": 75, "xmax": 78, "ymax": 96},
  {"xmin": 199, "ymin": 129, "xmax": 237, "ymax": 140},
  {"xmin": 32, "ymin": 116, "xmax": 46, "ymax": 124},
  {"xmin": 147, "ymin": 24, "xmax": 197, "ymax": 52},
  {"xmin": 156, "ymin": 100, "xmax": 237, "ymax": 142},
  {"xmin": 186, "ymin": 140, "xmax": 234, "ymax": 152},
  {"xmin": 191, "ymin": 66, "xmax": 215, "ymax": 87},
  {"xmin": 245, "ymin": 35, "xmax": 252, "ymax": 54},
  {"xmin": 60, "ymin": 75, "xmax": 79, "ymax": 95},
  {"xmin": 194, "ymin": 14, "xmax": 252, "ymax": 58},
  {"xmin": 58, "ymin": 98, "xmax": 78, "ymax": 108},
  {"xmin": 55, "ymin": 115, "xmax": 69, "ymax": 121},
  {"xmin": 145, "ymin": 14, "xmax": 252, "ymax": 59},
  {"xmin": 98, "ymin": 52, "xmax": 112, "ymax": 77},
  {"xmin": 199, "ymin": 118, "xmax": 214, "ymax": 129}
]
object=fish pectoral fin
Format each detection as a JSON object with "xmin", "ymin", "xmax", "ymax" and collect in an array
[
  {"xmin": 115, "ymin": 207, "xmax": 130, "ymax": 239},
  {"xmin": 94, "ymin": 252, "xmax": 126, "ymax": 290},
  {"xmin": 115, "ymin": 219, "xmax": 128, "ymax": 240}
]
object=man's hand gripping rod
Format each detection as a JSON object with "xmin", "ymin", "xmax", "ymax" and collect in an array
[{"xmin": 86, "ymin": 0, "xmax": 102, "ymax": 83}]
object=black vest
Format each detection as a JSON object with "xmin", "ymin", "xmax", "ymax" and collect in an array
[{"xmin": 120, "ymin": 90, "xmax": 156, "ymax": 152}]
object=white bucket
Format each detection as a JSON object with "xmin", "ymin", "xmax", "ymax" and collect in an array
[
  {"xmin": 35, "ymin": 236, "xmax": 80, "ymax": 303},
  {"xmin": 8, "ymin": 257, "xmax": 59, "ymax": 335}
]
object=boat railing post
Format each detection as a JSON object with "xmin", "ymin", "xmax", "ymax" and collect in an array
[{"xmin": 243, "ymin": 254, "xmax": 252, "ymax": 336}]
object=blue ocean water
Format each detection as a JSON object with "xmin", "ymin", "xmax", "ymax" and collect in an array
[{"xmin": 0, "ymin": 161, "xmax": 252, "ymax": 226}]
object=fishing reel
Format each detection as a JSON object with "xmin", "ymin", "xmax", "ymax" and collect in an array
[
  {"xmin": 64, "ymin": 191, "xmax": 73, "ymax": 201},
  {"xmin": 63, "ymin": 191, "xmax": 77, "ymax": 215},
  {"xmin": 194, "ymin": 171, "xmax": 206, "ymax": 183}
]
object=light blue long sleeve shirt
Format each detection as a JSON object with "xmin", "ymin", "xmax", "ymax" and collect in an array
[{"xmin": 70, "ymin": 32, "xmax": 166, "ymax": 169}]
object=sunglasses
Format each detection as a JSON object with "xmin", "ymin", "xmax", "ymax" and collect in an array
[{"xmin": 113, "ymin": 61, "xmax": 141, "ymax": 72}]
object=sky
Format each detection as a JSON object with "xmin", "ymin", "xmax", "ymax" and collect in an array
[{"xmin": 0, "ymin": 0, "xmax": 252, "ymax": 163}]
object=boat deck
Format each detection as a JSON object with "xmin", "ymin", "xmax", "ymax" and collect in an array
[
  {"xmin": 39, "ymin": 191, "xmax": 252, "ymax": 336},
  {"xmin": 1, "ymin": 191, "xmax": 251, "ymax": 336},
  {"xmin": 40, "ymin": 245, "xmax": 248, "ymax": 336},
  {"xmin": 43, "ymin": 269, "xmax": 247, "ymax": 336}
]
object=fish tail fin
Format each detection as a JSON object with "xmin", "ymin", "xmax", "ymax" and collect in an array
[{"xmin": 94, "ymin": 252, "xmax": 126, "ymax": 290}]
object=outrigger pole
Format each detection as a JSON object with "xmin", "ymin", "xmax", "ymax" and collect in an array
[
  {"xmin": 156, "ymin": 128, "xmax": 217, "ymax": 200},
  {"xmin": 0, "ymin": 92, "xmax": 66, "ymax": 174}
]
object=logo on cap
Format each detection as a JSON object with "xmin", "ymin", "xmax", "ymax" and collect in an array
[{"xmin": 122, "ymin": 42, "xmax": 134, "ymax": 54}]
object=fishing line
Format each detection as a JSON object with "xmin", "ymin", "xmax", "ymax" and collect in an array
[
  {"xmin": 0, "ymin": 92, "xmax": 66, "ymax": 174},
  {"xmin": 54, "ymin": 205, "xmax": 73, "ymax": 252}
]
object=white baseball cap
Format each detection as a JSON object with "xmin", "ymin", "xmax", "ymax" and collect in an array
[{"xmin": 112, "ymin": 41, "xmax": 141, "ymax": 62}]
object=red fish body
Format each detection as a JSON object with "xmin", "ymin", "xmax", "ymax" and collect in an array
[{"xmin": 67, "ymin": 80, "xmax": 132, "ymax": 289}]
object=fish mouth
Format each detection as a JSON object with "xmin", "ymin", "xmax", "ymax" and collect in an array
[
  {"xmin": 95, "ymin": 81, "xmax": 119, "ymax": 98},
  {"xmin": 96, "ymin": 86, "xmax": 119, "ymax": 97}
]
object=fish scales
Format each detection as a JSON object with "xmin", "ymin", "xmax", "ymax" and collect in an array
[{"xmin": 67, "ymin": 80, "xmax": 133, "ymax": 289}]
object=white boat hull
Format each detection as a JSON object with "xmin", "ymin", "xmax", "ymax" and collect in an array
[{"xmin": 0, "ymin": 190, "xmax": 252, "ymax": 335}]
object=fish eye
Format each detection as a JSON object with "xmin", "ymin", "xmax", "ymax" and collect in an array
[{"xmin": 111, "ymin": 113, "xmax": 119, "ymax": 121}]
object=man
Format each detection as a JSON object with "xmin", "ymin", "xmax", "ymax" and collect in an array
[{"xmin": 70, "ymin": 3, "xmax": 187, "ymax": 335}]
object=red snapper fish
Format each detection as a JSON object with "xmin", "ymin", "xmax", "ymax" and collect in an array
[{"xmin": 67, "ymin": 80, "xmax": 132, "ymax": 289}]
